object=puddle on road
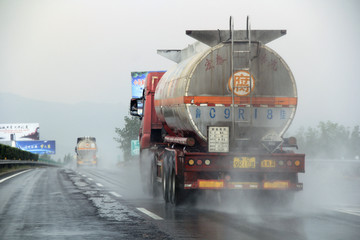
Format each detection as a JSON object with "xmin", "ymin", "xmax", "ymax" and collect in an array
[
  {"xmin": 65, "ymin": 169, "xmax": 141, "ymax": 222},
  {"xmin": 62, "ymin": 169, "xmax": 172, "ymax": 239}
]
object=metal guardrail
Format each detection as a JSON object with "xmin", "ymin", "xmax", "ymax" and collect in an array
[{"xmin": 0, "ymin": 159, "xmax": 62, "ymax": 167}]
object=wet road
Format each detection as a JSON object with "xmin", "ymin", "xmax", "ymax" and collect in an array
[
  {"xmin": 0, "ymin": 167, "xmax": 169, "ymax": 239},
  {"xmin": 0, "ymin": 160, "xmax": 359, "ymax": 240}
]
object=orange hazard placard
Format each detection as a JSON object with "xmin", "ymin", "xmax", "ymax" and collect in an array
[{"xmin": 228, "ymin": 70, "xmax": 255, "ymax": 96}]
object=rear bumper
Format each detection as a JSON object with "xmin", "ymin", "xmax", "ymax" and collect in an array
[
  {"xmin": 184, "ymin": 153, "xmax": 305, "ymax": 172},
  {"xmin": 182, "ymin": 152, "xmax": 305, "ymax": 191},
  {"xmin": 184, "ymin": 179, "xmax": 303, "ymax": 190},
  {"xmin": 77, "ymin": 160, "xmax": 97, "ymax": 166}
]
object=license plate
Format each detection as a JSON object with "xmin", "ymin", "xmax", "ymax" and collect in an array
[
  {"xmin": 233, "ymin": 157, "xmax": 256, "ymax": 168},
  {"xmin": 261, "ymin": 159, "xmax": 275, "ymax": 168}
]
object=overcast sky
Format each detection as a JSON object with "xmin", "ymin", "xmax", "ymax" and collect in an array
[{"xmin": 1, "ymin": 0, "xmax": 359, "ymax": 129}]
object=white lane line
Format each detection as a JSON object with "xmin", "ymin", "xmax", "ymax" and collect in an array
[
  {"xmin": 96, "ymin": 183, "xmax": 103, "ymax": 187},
  {"xmin": 88, "ymin": 178, "xmax": 93, "ymax": 181},
  {"xmin": 109, "ymin": 191, "xmax": 122, "ymax": 198},
  {"xmin": 136, "ymin": 208, "xmax": 163, "ymax": 220},
  {"xmin": 0, "ymin": 169, "xmax": 32, "ymax": 184},
  {"xmin": 335, "ymin": 208, "xmax": 360, "ymax": 217}
]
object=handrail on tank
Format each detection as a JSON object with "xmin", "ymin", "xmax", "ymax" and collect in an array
[{"xmin": 230, "ymin": 16, "xmax": 235, "ymax": 140}]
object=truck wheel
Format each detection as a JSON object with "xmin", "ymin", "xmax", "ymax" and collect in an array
[
  {"xmin": 170, "ymin": 168, "xmax": 183, "ymax": 205},
  {"xmin": 162, "ymin": 161, "xmax": 170, "ymax": 203},
  {"xmin": 169, "ymin": 168, "xmax": 176, "ymax": 204},
  {"xmin": 169, "ymin": 169, "xmax": 175, "ymax": 204}
]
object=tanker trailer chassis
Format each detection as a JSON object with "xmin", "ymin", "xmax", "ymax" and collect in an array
[{"xmin": 146, "ymin": 137, "xmax": 304, "ymax": 205}]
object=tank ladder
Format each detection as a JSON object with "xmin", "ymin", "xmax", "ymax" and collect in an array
[{"xmin": 230, "ymin": 16, "xmax": 253, "ymax": 140}]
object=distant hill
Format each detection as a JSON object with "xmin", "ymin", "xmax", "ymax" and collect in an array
[{"xmin": 0, "ymin": 92, "xmax": 128, "ymax": 166}]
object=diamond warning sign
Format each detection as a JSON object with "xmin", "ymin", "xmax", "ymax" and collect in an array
[{"xmin": 228, "ymin": 70, "xmax": 255, "ymax": 96}]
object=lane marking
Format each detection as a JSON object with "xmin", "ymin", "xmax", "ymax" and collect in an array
[
  {"xmin": 0, "ymin": 169, "xmax": 32, "ymax": 184},
  {"xmin": 136, "ymin": 208, "xmax": 163, "ymax": 220},
  {"xmin": 96, "ymin": 183, "xmax": 103, "ymax": 187},
  {"xmin": 109, "ymin": 191, "xmax": 122, "ymax": 198},
  {"xmin": 335, "ymin": 208, "xmax": 360, "ymax": 217},
  {"xmin": 88, "ymin": 178, "xmax": 93, "ymax": 181}
]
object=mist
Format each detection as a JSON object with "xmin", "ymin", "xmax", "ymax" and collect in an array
[
  {"xmin": 1, "ymin": 0, "xmax": 359, "ymax": 127},
  {"xmin": 0, "ymin": 0, "xmax": 359, "ymax": 211}
]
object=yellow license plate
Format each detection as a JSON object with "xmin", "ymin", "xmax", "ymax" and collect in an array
[
  {"xmin": 261, "ymin": 159, "xmax": 275, "ymax": 168},
  {"xmin": 233, "ymin": 157, "xmax": 256, "ymax": 168}
]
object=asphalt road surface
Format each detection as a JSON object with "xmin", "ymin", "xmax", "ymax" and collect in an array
[{"xmin": 0, "ymin": 160, "xmax": 359, "ymax": 240}]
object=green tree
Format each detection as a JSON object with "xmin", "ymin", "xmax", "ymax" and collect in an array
[
  {"xmin": 40, "ymin": 153, "xmax": 53, "ymax": 161},
  {"xmin": 114, "ymin": 116, "xmax": 141, "ymax": 161},
  {"xmin": 294, "ymin": 121, "xmax": 355, "ymax": 159},
  {"xmin": 295, "ymin": 124, "xmax": 319, "ymax": 156},
  {"xmin": 349, "ymin": 125, "xmax": 360, "ymax": 159},
  {"xmin": 297, "ymin": 126, "xmax": 319, "ymax": 157},
  {"xmin": 317, "ymin": 121, "xmax": 349, "ymax": 159}
]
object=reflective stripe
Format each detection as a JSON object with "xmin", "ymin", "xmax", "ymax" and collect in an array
[{"xmin": 155, "ymin": 96, "xmax": 297, "ymax": 107}]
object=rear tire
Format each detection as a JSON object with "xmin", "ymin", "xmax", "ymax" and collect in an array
[
  {"xmin": 162, "ymin": 158, "xmax": 170, "ymax": 203},
  {"xmin": 169, "ymin": 168, "xmax": 183, "ymax": 205}
]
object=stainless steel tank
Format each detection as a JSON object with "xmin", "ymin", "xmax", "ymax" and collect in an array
[{"xmin": 155, "ymin": 28, "xmax": 297, "ymax": 150}]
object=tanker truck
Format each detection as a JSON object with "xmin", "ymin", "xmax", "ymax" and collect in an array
[
  {"xmin": 75, "ymin": 136, "xmax": 98, "ymax": 167},
  {"xmin": 130, "ymin": 17, "xmax": 305, "ymax": 205}
]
